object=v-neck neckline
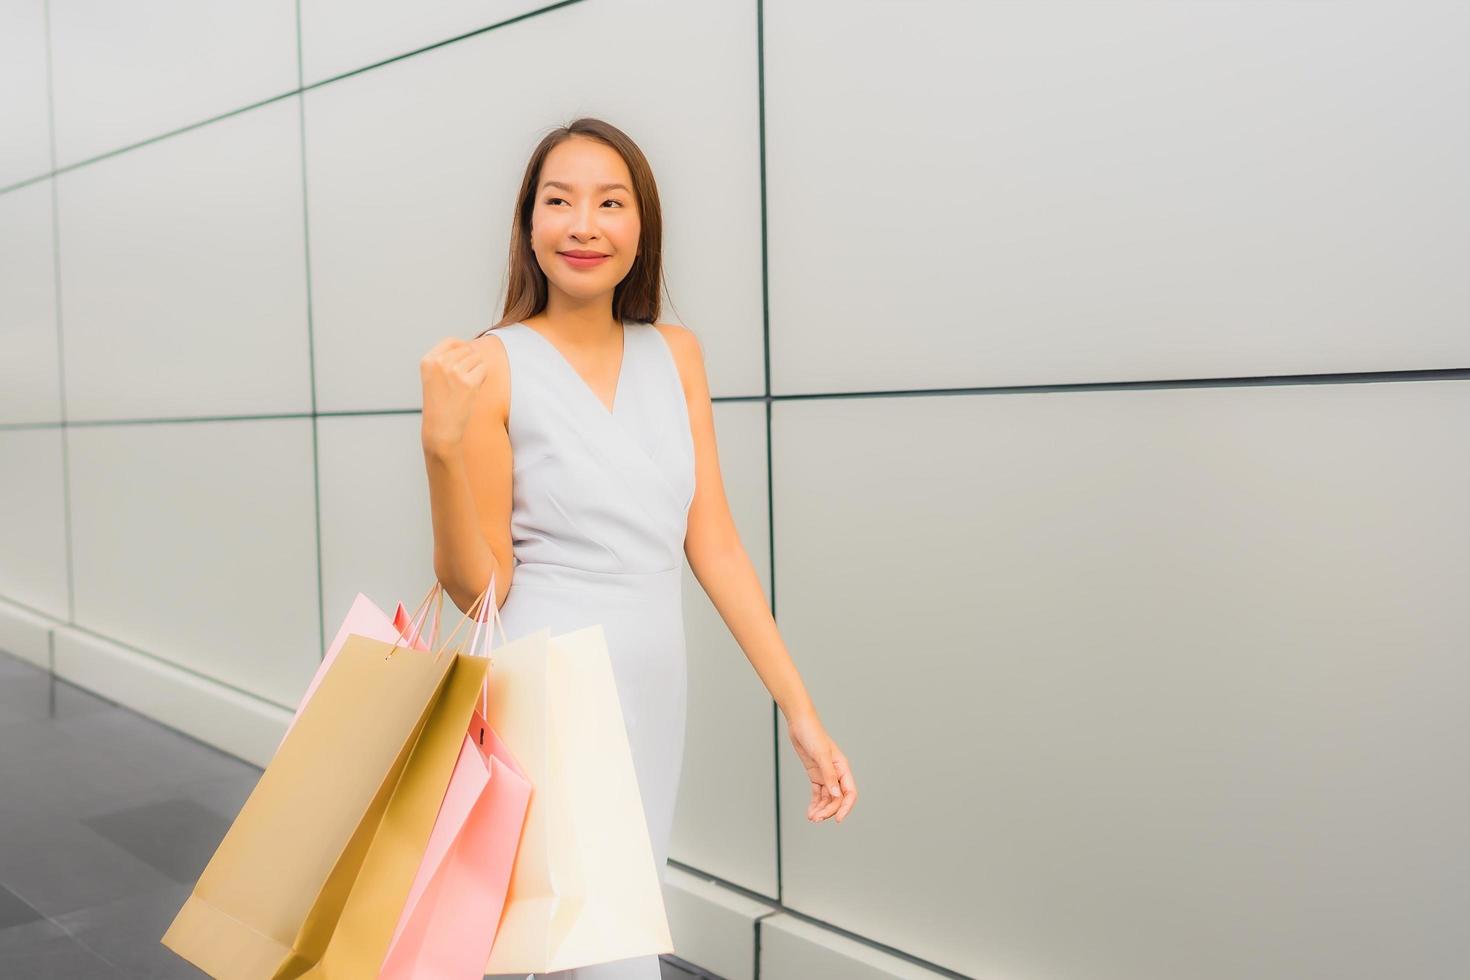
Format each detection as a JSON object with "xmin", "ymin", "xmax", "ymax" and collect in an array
[{"xmin": 515, "ymin": 320, "xmax": 628, "ymax": 417}]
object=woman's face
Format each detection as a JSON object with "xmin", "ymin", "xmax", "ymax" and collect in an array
[{"xmin": 529, "ymin": 137, "xmax": 641, "ymax": 303}]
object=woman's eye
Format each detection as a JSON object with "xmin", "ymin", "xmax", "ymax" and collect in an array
[{"xmin": 544, "ymin": 197, "xmax": 623, "ymax": 207}]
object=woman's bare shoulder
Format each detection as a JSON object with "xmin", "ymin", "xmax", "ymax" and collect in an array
[
  {"xmin": 469, "ymin": 330, "xmax": 512, "ymax": 427},
  {"xmin": 651, "ymin": 322, "xmax": 705, "ymax": 390}
]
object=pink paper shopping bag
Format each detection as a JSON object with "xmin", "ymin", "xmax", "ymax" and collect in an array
[
  {"xmin": 379, "ymin": 573, "xmax": 533, "ymax": 980},
  {"xmin": 278, "ymin": 587, "xmax": 439, "ymax": 748}
]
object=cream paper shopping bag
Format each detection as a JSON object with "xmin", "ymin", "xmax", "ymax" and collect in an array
[{"xmin": 482, "ymin": 625, "xmax": 674, "ymax": 975}]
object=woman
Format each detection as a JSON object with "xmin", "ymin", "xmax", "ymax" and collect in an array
[{"xmin": 420, "ymin": 117, "xmax": 857, "ymax": 979}]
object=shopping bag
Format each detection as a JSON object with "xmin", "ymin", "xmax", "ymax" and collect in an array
[
  {"xmin": 379, "ymin": 572, "xmax": 533, "ymax": 980},
  {"xmin": 481, "ymin": 622, "xmax": 675, "ymax": 974},
  {"xmin": 161, "ymin": 581, "xmax": 495, "ymax": 979},
  {"xmin": 278, "ymin": 588, "xmax": 439, "ymax": 747},
  {"xmin": 392, "ymin": 597, "xmax": 438, "ymax": 650},
  {"xmin": 381, "ymin": 705, "xmax": 532, "ymax": 979}
]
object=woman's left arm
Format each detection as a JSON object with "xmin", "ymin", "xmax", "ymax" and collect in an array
[{"xmin": 655, "ymin": 323, "xmax": 858, "ymax": 824}]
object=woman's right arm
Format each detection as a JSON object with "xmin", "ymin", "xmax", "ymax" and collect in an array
[{"xmin": 420, "ymin": 335, "xmax": 515, "ymax": 616}]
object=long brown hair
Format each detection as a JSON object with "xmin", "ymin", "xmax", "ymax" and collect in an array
[{"xmin": 480, "ymin": 118, "xmax": 664, "ymax": 335}]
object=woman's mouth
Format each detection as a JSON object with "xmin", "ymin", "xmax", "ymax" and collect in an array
[{"xmin": 558, "ymin": 252, "xmax": 610, "ymax": 269}]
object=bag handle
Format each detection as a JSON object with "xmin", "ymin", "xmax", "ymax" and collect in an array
[
  {"xmin": 416, "ymin": 570, "xmax": 511, "ymax": 718},
  {"xmin": 383, "ymin": 581, "xmax": 444, "ymax": 659},
  {"xmin": 428, "ymin": 570, "xmax": 509, "ymax": 659},
  {"xmin": 467, "ymin": 568, "xmax": 510, "ymax": 658},
  {"xmin": 403, "ymin": 584, "xmax": 444, "ymax": 650}
]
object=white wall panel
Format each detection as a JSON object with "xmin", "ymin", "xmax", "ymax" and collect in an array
[
  {"xmin": 771, "ymin": 380, "xmax": 1470, "ymax": 979},
  {"xmin": 56, "ymin": 99, "xmax": 312, "ymax": 422},
  {"xmin": 299, "ymin": 0, "xmax": 549, "ymax": 87},
  {"xmin": 304, "ymin": 0, "xmax": 762, "ymax": 415},
  {"xmin": 47, "ymin": 0, "xmax": 297, "ymax": 168},
  {"xmin": 0, "ymin": 181, "xmax": 62, "ymax": 425},
  {"xmin": 0, "ymin": 0, "xmax": 52, "ymax": 187},
  {"xmin": 0, "ymin": 598, "xmax": 57, "ymax": 671},
  {"xmin": 663, "ymin": 866, "xmax": 776, "ymax": 980},
  {"xmin": 0, "ymin": 429, "xmax": 69, "ymax": 621},
  {"xmin": 764, "ymin": 0, "xmax": 1470, "ymax": 395},
  {"xmin": 66, "ymin": 419, "xmax": 321, "ymax": 709},
  {"xmin": 760, "ymin": 914, "xmax": 943, "ymax": 980},
  {"xmin": 672, "ymin": 400, "xmax": 778, "ymax": 896},
  {"xmin": 315, "ymin": 412, "xmax": 439, "ymax": 657},
  {"xmin": 52, "ymin": 626, "xmax": 294, "ymax": 771}
]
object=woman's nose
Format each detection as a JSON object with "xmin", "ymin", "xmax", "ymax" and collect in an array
[{"xmin": 570, "ymin": 206, "xmax": 600, "ymax": 235}]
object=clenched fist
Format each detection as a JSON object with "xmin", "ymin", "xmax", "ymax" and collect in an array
[{"xmin": 420, "ymin": 337, "xmax": 488, "ymax": 453}]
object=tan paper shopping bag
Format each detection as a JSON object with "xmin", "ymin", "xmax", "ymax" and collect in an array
[
  {"xmin": 161, "ymin": 583, "xmax": 494, "ymax": 979},
  {"xmin": 482, "ymin": 624, "xmax": 675, "ymax": 975}
]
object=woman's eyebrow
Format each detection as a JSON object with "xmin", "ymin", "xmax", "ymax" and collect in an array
[{"xmin": 540, "ymin": 180, "xmax": 630, "ymax": 193}]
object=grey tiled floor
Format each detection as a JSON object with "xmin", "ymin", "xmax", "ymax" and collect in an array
[{"xmin": 0, "ymin": 649, "xmax": 703, "ymax": 979}]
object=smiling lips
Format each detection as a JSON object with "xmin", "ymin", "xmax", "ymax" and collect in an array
[{"xmin": 558, "ymin": 250, "xmax": 610, "ymax": 269}]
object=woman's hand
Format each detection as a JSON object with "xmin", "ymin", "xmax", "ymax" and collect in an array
[
  {"xmin": 786, "ymin": 710, "xmax": 857, "ymax": 823},
  {"xmin": 420, "ymin": 337, "xmax": 488, "ymax": 452}
]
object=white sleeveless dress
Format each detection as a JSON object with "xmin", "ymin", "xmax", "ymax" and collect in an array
[{"xmin": 482, "ymin": 319, "xmax": 694, "ymax": 980}]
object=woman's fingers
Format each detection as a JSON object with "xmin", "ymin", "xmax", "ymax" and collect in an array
[
  {"xmin": 811, "ymin": 781, "xmax": 841, "ymax": 821},
  {"xmin": 834, "ymin": 757, "xmax": 857, "ymax": 822},
  {"xmin": 809, "ymin": 757, "xmax": 856, "ymax": 824},
  {"xmin": 808, "ymin": 780, "xmax": 832, "ymax": 821},
  {"xmin": 808, "ymin": 780, "xmax": 826, "ymax": 819}
]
